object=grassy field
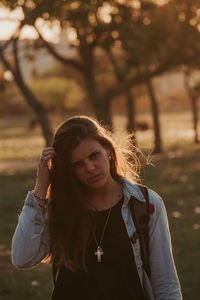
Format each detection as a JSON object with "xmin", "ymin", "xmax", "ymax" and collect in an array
[
  {"xmin": 0, "ymin": 111, "xmax": 198, "ymax": 160},
  {"xmin": 144, "ymin": 149, "xmax": 200, "ymax": 299},
  {"xmin": 0, "ymin": 170, "xmax": 52, "ymax": 300},
  {"xmin": 0, "ymin": 112, "xmax": 200, "ymax": 299}
]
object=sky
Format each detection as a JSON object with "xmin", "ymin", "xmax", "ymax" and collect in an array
[{"xmin": 0, "ymin": 6, "xmax": 60, "ymax": 42}]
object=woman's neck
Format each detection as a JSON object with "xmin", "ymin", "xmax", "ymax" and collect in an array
[{"xmin": 89, "ymin": 178, "xmax": 123, "ymax": 211}]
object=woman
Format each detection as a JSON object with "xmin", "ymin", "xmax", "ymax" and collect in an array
[{"xmin": 12, "ymin": 115, "xmax": 182, "ymax": 300}]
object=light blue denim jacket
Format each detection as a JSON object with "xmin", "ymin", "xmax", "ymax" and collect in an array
[{"xmin": 12, "ymin": 178, "xmax": 182, "ymax": 300}]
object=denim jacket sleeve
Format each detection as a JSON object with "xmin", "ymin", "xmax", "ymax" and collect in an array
[
  {"xmin": 11, "ymin": 192, "xmax": 50, "ymax": 268},
  {"xmin": 148, "ymin": 189, "xmax": 182, "ymax": 300}
]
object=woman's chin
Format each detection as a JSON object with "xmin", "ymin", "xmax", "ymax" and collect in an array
[{"xmin": 87, "ymin": 177, "xmax": 106, "ymax": 189}]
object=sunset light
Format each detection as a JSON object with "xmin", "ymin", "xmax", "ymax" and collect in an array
[{"xmin": 0, "ymin": 5, "xmax": 61, "ymax": 42}]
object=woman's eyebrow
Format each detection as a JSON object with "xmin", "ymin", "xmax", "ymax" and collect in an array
[
  {"xmin": 71, "ymin": 158, "xmax": 83, "ymax": 165},
  {"xmin": 72, "ymin": 150, "xmax": 99, "ymax": 164},
  {"xmin": 89, "ymin": 149, "xmax": 100, "ymax": 155}
]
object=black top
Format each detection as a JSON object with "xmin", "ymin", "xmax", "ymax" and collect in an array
[{"xmin": 52, "ymin": 198, "xmax": 146, "ymax": 300}]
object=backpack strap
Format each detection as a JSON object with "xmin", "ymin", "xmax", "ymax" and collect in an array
[
  {"xmin": 52, "ymin": 264, "xmax": 60, "ymax": 286},
  {"xmin": 129, "ymin": 185, "xmax": 150, "ymax": 277}
]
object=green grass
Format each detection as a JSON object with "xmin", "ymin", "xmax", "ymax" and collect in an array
[
  {"xmin": 0, "ymin": 169, "xmax": 52, "ymax": 300},
  {"xmin": 144, "ymin": 149, "xmax": 200, "ymax": 299}
]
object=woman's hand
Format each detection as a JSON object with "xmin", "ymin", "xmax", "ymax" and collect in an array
[{"xmin": 34, "ymin": 147, "xmax": 56, "ymax": 197}]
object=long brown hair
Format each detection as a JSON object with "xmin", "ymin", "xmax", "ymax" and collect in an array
[{"xmin": 48, "ymin": 115, "xmax": 140, "ymax": 271}]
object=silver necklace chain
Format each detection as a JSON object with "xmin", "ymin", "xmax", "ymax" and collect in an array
[
  {"xmin": 93, "ymin": 192, "xmax": 123, "ymax": 262},
  {"xmin": 94, "ymin": 206, "xmax": 112, "ymax": 247},
  {"xmin": 94, "ymin": 207, "xmax": 112, "ymax": 262}
]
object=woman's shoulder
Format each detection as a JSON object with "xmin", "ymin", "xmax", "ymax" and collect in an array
[
  {"xmin": 122, "ymin": 178, "xmax": 164, "ymax": 214},
  {"xmin": 147, "ymin": 188, "xmax": 165, "ymax": 218},
  {"xmin": 147, "ymin": 188, "xmax": 163, "ymax": 205}
]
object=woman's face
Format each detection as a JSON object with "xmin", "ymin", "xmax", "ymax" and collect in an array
[{"xmin": 71, "ymin": 138, "xmax": 112, "ymax": 189}]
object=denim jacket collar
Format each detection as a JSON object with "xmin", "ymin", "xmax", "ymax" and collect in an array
[{"xmin": 122, "ymin": 178, "xmax": 146, "ymax": 204}]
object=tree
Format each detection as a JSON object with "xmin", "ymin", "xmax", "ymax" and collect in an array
[
  {"xmin": 106, "ymin": 48, "xmax": 137, "ymax": 141},
  {"xmin": 167, "ymin": 0, "xmax": 200, "ymax": 145},
  {"xmin": 1, "ymin": 0, "xmax": 178, "ymax": 129},
  {"xmin": 113, "ymin": 1, "xmax": 170, "ymax": 152},
  {"xmin": 0, "ymin": 34, "xmax": 53, "ymax": 146},
  {"xmin": 3, "ymin": 0, "xmax": 200, "ymax": 151},
  {"xmin": 184, "ymin": 71, "xmax": 199, "ymax": 143},
  {"xmin": 116, "ymin": 0, "xmax": 200, "ymax": 151}
]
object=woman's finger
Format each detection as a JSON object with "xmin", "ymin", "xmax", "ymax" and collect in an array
[
  {"xmin": 40, "ymin": 150, "xmax": 56, "ymax": 160},
  {"xmin": 40, "ymin": 155, "xmax": 54, "ymax": 162},
  {"xmin": 42, "ymin": 147, "xmax": 54, "ymax": 151},
  {"xmin": 41, "ymin": 149, "xmax": 56, "ymax": 156}
]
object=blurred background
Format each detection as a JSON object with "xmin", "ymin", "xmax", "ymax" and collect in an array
[{"xmin": 0, "ymin": 0, "xmax": 200, "ymax": 299}]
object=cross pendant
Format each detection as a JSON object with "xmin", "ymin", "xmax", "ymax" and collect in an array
[{"xmin": 95, "ymin": 246, "xmax": 104, "ymax": 262}]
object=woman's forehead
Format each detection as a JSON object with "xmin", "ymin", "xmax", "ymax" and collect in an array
[{"xmin": 71, "ymin": 138, "xmax": 105, "ymax": 161}]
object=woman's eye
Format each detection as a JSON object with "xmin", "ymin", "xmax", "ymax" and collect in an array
[{"xmin": 90, "ymin": 151, "xmax": 100, "ymax": 160}]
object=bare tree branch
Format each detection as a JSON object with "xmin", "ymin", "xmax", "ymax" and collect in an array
[
  {"xmin": 34, "ymin": 25, "xmax": 85, "ymax": 73},
  {"xmin": 103, "ymin": 51, "xmax": 176, "ymax": 102},
  {"xmin": 0, "ymin": 46, "xmax": 17, "ymax": 77},
  {"xmin": 0, "ymin": 37, "xmax": 53, "ymax": 145},
  {"xmin": 107, "ymin": 48, "xmax": 123, "ymax": 81}
]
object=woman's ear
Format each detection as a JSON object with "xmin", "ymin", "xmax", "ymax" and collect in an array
[{"xmin": 108, "ymin": 152, "xmax": 112, "ymax": 161}]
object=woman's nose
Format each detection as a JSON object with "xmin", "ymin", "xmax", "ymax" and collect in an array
[{"xmin": 85, "ymin": 160, "xmax": 95, "ymax": 172}]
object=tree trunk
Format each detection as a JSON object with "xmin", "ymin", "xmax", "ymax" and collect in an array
[
  {"xmin": 0, "ymin": 43, "xmax": 53, "ymax": 146},
  {"xmin": 96, "ymin": 99, "xmax": 112, "ymax": 130},
  {"xmin": 37, "ymin": 29, "xmax": 113, "ymax": 128},
  {"xmin": 146, "ymin": 77, "xmax": 162, "ymax": 153},
  {"xmin": 84, "ymin": 70, "xmax": 113, "ymax": 129},
  {"xmin": 191, "ymin": 96, "xmax": 199, "ymax": 143},
  {"xmin": 107, "ymin": 49, "xmax": 136, "ymax": 136},
  {"xmin": 15, "ymin": 77, "xmax": 53, "ymax": 146},
  {"xmin": 125, "ymin": 90, "xmax": 137, "ymax": 144},
  {"xmin": 184, "ymin": 74, "xmax": 199, "ymax": 143}
]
